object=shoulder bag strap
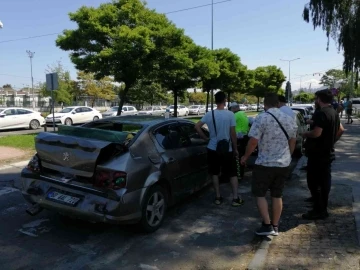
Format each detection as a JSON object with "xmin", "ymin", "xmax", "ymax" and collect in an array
[
  {"xmin": 212, "ymin": 110, "xmax": 217, "ymax": 137},
  {"xmin": 266, "ymin": 112, "xmax": 290, "ymax": 140}
]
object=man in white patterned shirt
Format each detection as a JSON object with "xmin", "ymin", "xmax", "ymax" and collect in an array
[{"xmin": 241, "ymin": 93, "xmax": 297, "ymax": 236}]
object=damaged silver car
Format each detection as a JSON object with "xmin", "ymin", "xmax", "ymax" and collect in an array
[{"xmin": 21, "ymin": 116, "xmax": 210, "ymax": 232}]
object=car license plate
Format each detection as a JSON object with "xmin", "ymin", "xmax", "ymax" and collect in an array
[{"xmin": 47, "ymin": 190, "xmax": 80, "ymax": 206}]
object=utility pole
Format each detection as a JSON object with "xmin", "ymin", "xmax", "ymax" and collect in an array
[
  {"xmin": 280, "ymin": 58, "xmax": 300, "ymax": 104},
  {"xmin": 26, "ymin": 50, "xmax": 35, "ymax": 110},
  {"xmin": 210, "ymin": 0, "xmax": 214, "ymax": 111}
]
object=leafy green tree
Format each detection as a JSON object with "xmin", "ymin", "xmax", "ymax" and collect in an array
[
  {"xmin": 294, "ymin": 92, "xmax": 315, "ymax": 103},
  {"xmin": 248, "ymin": 66, "xmax": 286, "ymax": 109},
  {"xmin": 303, "ymin": 1, "xmax": 360, "ymax": 74},
  {"xmin": 2, "ymin": 84, "xmax": 12, "ymax": 89},
  {"xmin": 189, "ymin": 92, "xmax": 207, "ymax": 104},
  {"xmin": 127, "ymin": 80, "xmax": 167, "ymax": 106},
  {"xmin": 77, "ymin": 71, "xmax": 115, "ymax": 107},
  {"xmin": 41, "ymin": 61, "xmax": 73, "ymax": 106},
  {"xmin": 56, "ymin": 0, "xmax": 178, "ymax": 116}
]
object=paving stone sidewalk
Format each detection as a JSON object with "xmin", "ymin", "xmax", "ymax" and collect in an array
[{"xmin": 264, "ymin": 119, "xmax": 360, "ymax": 270}]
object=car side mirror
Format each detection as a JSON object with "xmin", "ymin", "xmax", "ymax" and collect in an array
[
  {"xmin": 72, "ymin": 111, "xmax": 76, "ymax": 114},
  {"xmin": 0, "ymin": 114, "xmax": 5, "ymax": 118}
]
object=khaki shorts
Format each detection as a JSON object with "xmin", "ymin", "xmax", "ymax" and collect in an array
[{"xmin": 252, "ymin": 165, "xmax": 289, "ymax": 198}]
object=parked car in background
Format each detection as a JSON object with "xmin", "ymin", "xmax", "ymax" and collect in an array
[
  {"xmin": 138, "ymin": 106, "xmax": 165, "ymax": 116},
  {"xmin": 290, "ymin": 106, "xmax": 312, "ymax": 120},
  {"xmin": 249, "ymin": 104, "xmax": 258, "ymax": 110},
  {"xmin": 102, "ymin": 106, "xmax": 138, "ymax": 118},
  {"xmin": 239, "ymin": 104, "xmax": 247, "ymax": 111},
  {"xmin": 168, "ymin": 105, "xmax": 189, "ymax": 116},
  {"xmin": 188, "ymin": 105, "xmax": 206, "ymax": 115},
  {"xmin": 21, "ymin": 116, "xmax": 210, "ymax": 232},
  {"xmin": 0, "ymin": 107, "xmax": 45, "ymax": 130},
  {"xmin": 46, "ymin": 106, "xmax": 102, "ymax": 126}
]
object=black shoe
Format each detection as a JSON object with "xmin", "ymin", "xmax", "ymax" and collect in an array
[
  {"xmin": 304, "ymin": 197, "xmax": 314, "ymax": 203},
  {"xmin": 214, "ymin": 197, "xmax": 223, "ymax": 205},
  {"xmin": 302, "ymin": 210, "xmax": 329, "ymax": 220},
  {"xmin": 232, "ymin": 197, "xmax": 244, "ymax": 207},
  {"xmin": 255, "ymin": 222, "xmax": 275, "ymax": 236}
]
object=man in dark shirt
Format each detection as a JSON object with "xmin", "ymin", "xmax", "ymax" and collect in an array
[{"xmin": 300, "ymin": 90, "xmax": 344, "ymax": 220}]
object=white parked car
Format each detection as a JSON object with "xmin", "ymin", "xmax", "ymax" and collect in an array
[
  {"xmin": 0, "ymin": 107, "xmax": 45, "ymax": 130},
  {"xmin": 138, "ymin": 106, "xmax": 165, "ymax": 116},
  {"xmin": 188, "ymin": 105, "xmax": 206, "ymax": 115},
  {"xmin": 46, "ymin": 106, "xmax": 102, "ymax": 126},
  {"xmin": 249, "ymin": 104, "xmax": 258, "ymax": 110},
  {"xmin": 168, "ymin": 105, "xmax": 189, "ymax": 116},
  {"xmin": 102, "ymin": 106, "xmax": 138, "ymax": 118},
  {"xmin": 239, "ymin": 104, "xmax": 247, "ymax": 111}
]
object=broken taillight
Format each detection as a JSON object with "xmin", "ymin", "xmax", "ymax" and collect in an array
[
  {"xmin": 93, "ymin": 170, "xmax": 127, "ymax": 190},
  {"xmin": 27, "ymin": 154, "xmax": 41, "ymax": 173}
]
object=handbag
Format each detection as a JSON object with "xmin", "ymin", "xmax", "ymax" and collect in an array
[
  {"xmin": 266, "ymin": 112, "xmax": 289, "ymax": 140},
  {"xmin": 212, "ymin": 110, "xmax": 230, "ymax": 155}
]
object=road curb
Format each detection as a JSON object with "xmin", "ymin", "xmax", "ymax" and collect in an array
[{"xmin": 0, "ymin": 160, "xmax": 28, "ymax": 171}]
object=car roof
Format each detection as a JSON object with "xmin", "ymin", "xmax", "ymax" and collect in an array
[{"xmin": 94, "ymin": 115, "xmax": 194, "ymax": 126}]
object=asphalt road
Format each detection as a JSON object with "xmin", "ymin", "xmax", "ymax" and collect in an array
[{"xmin": 0, "ymin": 158, "xmax": 298, "ymax": 270}]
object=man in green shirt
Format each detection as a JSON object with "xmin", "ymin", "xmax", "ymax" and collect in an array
[{"xmin": 229, "ymin": 102, "xmax": 249, "ymax": 180}]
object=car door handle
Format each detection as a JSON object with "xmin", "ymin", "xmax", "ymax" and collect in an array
[{"xmin": 167, "ymin": 157, "xmax": 176, "ymax": 164}]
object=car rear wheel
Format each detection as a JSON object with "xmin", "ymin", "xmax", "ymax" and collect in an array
[
  {"xmin": 29, "ymin": 120, "xmax": 40, "ymax": 130},
  {"xmin": 65, "ymin": 118, "xmax": 73, "ymax": 126},
  {"xmin": 140, "ymin": 185, "xmax": 167, "ymax": 233},
  {"xmin": 93, "ymin": 116, "xmax": 99, "ymax": 121}
]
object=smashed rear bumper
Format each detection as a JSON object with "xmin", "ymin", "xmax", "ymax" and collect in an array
[{"xmin": 21, "ymin": 168, "xmax": 143, "ymax": 224}]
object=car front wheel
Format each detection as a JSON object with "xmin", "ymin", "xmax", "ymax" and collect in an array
[
  {"xmin": 140, "ymin": 185, "xmax": 167, "ymax": 233},
  {"xmin": 93, "ymin": 116, "xmax": 99, "ymax": 121},
  {"xmin": 29, "ymin": 120, "xmax": 40, "ymax": 130},
  {"xmin": 64, "ymin": 118, "xmax": 73, "ymax": 126}
]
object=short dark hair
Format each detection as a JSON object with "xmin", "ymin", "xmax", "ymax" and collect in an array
[
  {"xmin": 315, "ymin": 89, "xmax": 333, "ymax": 104},
  {"xmin": 278, "ymin": 95, "xmax": 287, "ymax": 103},
  {"xmin": 214, "ymin": 91, "xmax": 226, "ymax": 105},
  {"xmin": 264, "ymin": 93, "xmax": 279, "ymax": 108}
]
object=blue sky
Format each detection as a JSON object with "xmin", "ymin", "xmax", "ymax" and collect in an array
[{"xmin": 0, "ymin": 0, "xmax": 343, "ymax": 91}]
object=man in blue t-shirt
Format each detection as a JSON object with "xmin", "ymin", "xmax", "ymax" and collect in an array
[{"xmin": 195, "ymin": 91, "xmax": 244, "ymax": 207}]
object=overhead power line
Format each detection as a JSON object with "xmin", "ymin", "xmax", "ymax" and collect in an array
[{"xmin": 0, "ymin": 0, "xmax": 232, "ymax": 45}]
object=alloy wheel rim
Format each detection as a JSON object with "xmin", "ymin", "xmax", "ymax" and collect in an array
[{"xmin": 146, "ymin": 191, "xmax": 165, "ymax": 227}]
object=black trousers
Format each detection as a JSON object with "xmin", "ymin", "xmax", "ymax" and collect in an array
[
  {"xmin": 237, "ymin": 136, "xmax": 249, "ymax": 178},
  {"xmin": 307, "ymin": 157, "xmax": 332, "ymax": 212}
]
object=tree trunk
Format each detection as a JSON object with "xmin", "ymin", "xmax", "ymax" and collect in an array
[
  {"xmin": 257, "ymin": 96, "xmax": 260, "ymax": 112},
  {"xmin": 174, "ymin": 89, "xmax": 178, "ymax": 117},
  {"xmin": 227, "ymin": 92, "xmax": 231, "ymax": 109},
  {"xmin": 117, "ymin": 87, "xmax": 129, "ymax": 116},
  {"xmin": 205, "ymin": 89, "xmax": 210, "ymax": 112}
]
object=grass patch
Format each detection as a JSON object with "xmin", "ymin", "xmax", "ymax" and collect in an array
[{"xmin": 0, "ymin": 134, "xmax": 36, "ymax": 150}]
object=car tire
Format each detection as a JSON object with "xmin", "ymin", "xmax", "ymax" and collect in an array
[
  {"xmin": 93, "ymin": 116, "xmax": 99, "ymax": 121},
  {"xmin": 65, "ymin": 118, "xmax": 73, "ymax": 126},
  {"xmin": 140, "ymin": 185, "xmax": 168, "ymax": 233},
  {"xmin": 29, "ymin": 120, "xmax": 40, "ymax": 130}
]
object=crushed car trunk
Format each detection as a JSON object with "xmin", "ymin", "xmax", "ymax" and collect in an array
[{"xmin": 36, "ymin": 125, "xmax": 129, "ymax": 178}]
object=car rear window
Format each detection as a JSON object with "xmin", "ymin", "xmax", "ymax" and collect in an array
[{"xmin": 58, "ymin": 122, "xmax": 143, "ymax": 144}]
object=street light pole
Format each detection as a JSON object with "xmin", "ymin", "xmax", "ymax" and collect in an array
[
  {"xmin": 210, "ymin": 0, "xmax": 214, "ymax": 110},
  {"xmin": 280, "ymin": 58, "xmax": 300, "ymax": 104},
  {"xmin": 26, "ymin": 50, "xmax": 35, "ymax": 110}
]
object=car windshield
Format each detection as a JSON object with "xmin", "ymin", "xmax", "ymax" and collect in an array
[
  {"xmin": 169, "ymin": 106, "xmax": 175, "ymax": 109},
  {"xmin": 145, "ymin": 107, "xmax": 153, "ymax": 111},
  {"xmin": 59, "ymin": 108, "xmax": 74, "ymax": 113},
  {"xmin": 190, "ymin": 105, "xmax": 199, "ymax": 109},
  {"xmin": 0, "ymin": 109, "xmax": 4, "ymax": 113},
  {"xmin": 108, "ymin": 107, "xmax": 118, "ymax": 112}
]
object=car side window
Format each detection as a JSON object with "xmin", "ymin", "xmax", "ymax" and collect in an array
[
  {"xmin": 123, "ymin": 107, "xmax": 128, "ymax": 112},
  {"xmin": 4, "ymin": 109, "xmax": 16, "ymax": 115},
  {"xmin": 17, "ymin": 109, "xmax": 32, "ymax": 114},
  {"xmin": 178, "ymin": 123, "xmax": 209, "ymax": 146},
  {"xmin": 82, "ymin": 107, "xmax": 92, "ymax": 112},
  {"xmin": 75, "ymin": 108, "xmax": 82, "ymax": 113},
  {"xmin": 297, "ymin": 113, "xmax": 305, "ymax": 125},
  {"xmin": 154, "ymin": 125, "xmax": 183, "ymax": 149},
  {"xmin": 128, "ymin": 107, "xmax": 134, "ymax": 111}
]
